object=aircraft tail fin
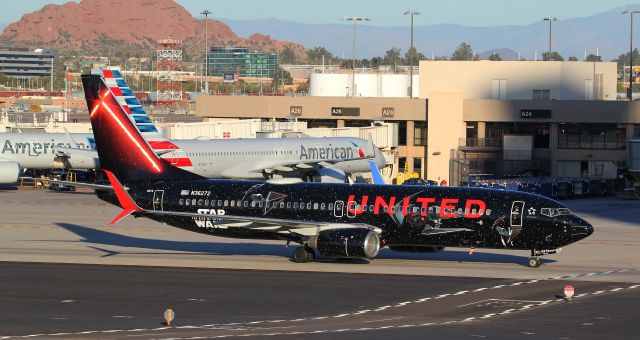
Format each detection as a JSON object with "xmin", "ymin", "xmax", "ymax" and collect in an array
[
  {"xmin": 81, "ymin": 73, "xmax": 202, "ymax": 182},
  {"xmin": 98, "ymin": 69, "xmax": 166, "ymax": 141},
  {"xmin": 369, "ymin": 160, "xmax": 385, "ymax": 184}
]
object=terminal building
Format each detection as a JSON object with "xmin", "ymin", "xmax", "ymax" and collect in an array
[
  {"xmin": 0, "ymin": 48, "xmax": 55, "ymax": 78},
  {"xmin": 195, "ymin": 60, "xmax": 640, "ymax": 184}
]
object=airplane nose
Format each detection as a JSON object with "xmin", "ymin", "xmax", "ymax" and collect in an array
[{"xmin": 569, "ymin": 215, "xmax": 593, "ymax": 239}]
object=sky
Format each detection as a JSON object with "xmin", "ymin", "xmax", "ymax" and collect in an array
[{"xmin": 0, "ymin": 0, "xmax": 637, "ymax": 26}]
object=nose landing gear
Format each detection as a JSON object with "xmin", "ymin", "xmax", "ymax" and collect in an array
[{"xmin": 528, "ymin": 249, "xmax": 541, "ymax": 267}]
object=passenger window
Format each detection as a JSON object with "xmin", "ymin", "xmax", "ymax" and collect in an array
[
  {"xmin": 204, "ymin": 199, "xmax": 209, "ymax": 206},
  {"xmin": 307, "ymin": 202, "xmax": 312, "ymax": 209},
  {"xmin": 328, "ymin": 203, "xmax": 334, "ymax": 210},
  {"xmin": 185, "ymin": 199, "xmax": 190, "ymax": 206},
  {"xmin": 191, "ymin": 199, "xmax": 197, "ymax": 206},
  {"xmin": 266, "ymin": 202, "xmax": 271, "ymax": 208},
  {"xmin": 313, "ymin": 203, "xmax": 319, "ymax": 210},
  {"xmin": 230, "ymin": 201, "xmax": 235, "ymax": 207},
  {"xmin": 280, "ymin": 202, "xmax": 285, "ymax": 208},
  {"xmin": 287, "ymin": 202, "xmax": 291, "ymax": 209},
  {"xmin": 258, "ymin": 202, "xmax": 264, "ymax": 208},
  {"xmin": 179, "ymin": 199, "xmax": 184, "ymax": 206},
  {"xmin": 293, "ymin": 202, "xmax": 299, "ymax": 209},
  {"xmin": 197, "ymin": 199, "xmax": 203, "ymax": 206},
  {"xmin": 320, "ymin": 203, "xmax": 326, "ymax": 210},
  {"xmin": 243, "ymin": 201, "xmax": 248, "ymax": 207},
  {"xmin": 251, "ymin": 201, "xmax": 256, "ymax": 208},
  {"xmin": 218, "ymin": 200, "xmax": 223, "ymax": 206},
  {"xmin": 299, "ymin": 203, "xmax": 305, "ymax": 210},
  {"xmin": 223, "ymin": 200, "xmax": 228, "ymax": 207}
]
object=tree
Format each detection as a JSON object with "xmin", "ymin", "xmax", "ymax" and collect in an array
[
  {"xmin": 273, "ymin": 66, "xmax": 292, "ymax": 85},
  {"xmin": 382, "ymin": 47, "xmax": 403, "ymax": 68},
  {"xmin": 613, "ymin": 49, "xmax": 640, "ymax": 69},
  {"xmin": 488, "ymin": 52, "xmax": 502, "ymax": 61},
  {"xmin": 542, "ymin": 51, "xmax": 564, "ymax": 61},
  {"xmin": 451, "ymin": 42, "xmax": 475, "ymax": 61},
  {"xmin": 404, "ymin": 46, "xmax": 426, "ymax": 65},
  {"xmin": 568, "ymin": 56, "xmax": 578, "ymax": 61},
  {"xmin": 278, "ymin": 45, "xmax": 296, "ymax": 64},
  {"xmin": 307, "ymin": 46, "xmax": 334, "ymax": 64},
  {"xmin": 585, "ymin": 54, "xmax": 602, "ymax": 62},
  {"xmin": 370, "ymin": 56, "xmax": 383, "ymax": 69}
]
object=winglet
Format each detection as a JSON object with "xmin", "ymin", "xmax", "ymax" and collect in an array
[
  {"xmin": 369, "ymin": 160, "xmax": 385, "ymax": 184},
  {"xmin": 103, "ymin": 170, "xmax": 143, "ymax": 224}
]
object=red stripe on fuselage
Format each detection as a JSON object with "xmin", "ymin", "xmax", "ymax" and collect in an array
[
  {"xmin": 149, "ymin": 141, "xmax": 180, "ymax": 150},
  {"xmin": 103, "ymin": 70, "xmax": 114, "ymax": 78},
  {"xmin": 161, "ymin": 157, "xmax": 193, "ymax": 167}
]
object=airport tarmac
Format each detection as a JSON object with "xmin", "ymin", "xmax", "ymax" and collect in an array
[{"xmin": 0, "ymin": 188, "xmax": 639, "ymax": 339}]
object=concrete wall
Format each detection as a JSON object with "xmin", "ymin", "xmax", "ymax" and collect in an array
[
  {"xmin": 427, "ymin": 92, "xmax": 465, "ymax": 183},
  {"xmin": 419, "ymin": 60, "xmax": 617, "ymax": 100}
]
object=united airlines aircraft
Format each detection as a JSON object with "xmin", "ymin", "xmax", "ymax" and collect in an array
[{"xmin": 83, "ymin": 73, "xmax": 593, "ymax": 267}]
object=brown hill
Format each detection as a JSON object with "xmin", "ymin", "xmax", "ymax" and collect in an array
[{"xmin": 0, "ymin": 0, "xmax": 306, "ymax": 59}]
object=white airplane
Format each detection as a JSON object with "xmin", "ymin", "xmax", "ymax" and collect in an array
[
  {"xmin": 0, "ymin": 70, "xmax": 385, "ymax": 184},
  {"xmin": 0, "ymin": 132, "xmax": 95, "ymax": 183},
  {"xmin": 80, "ymin": 69, "xmax": 385, "ymax": 183}
]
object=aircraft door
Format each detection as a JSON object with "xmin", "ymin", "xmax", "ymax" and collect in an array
[
  {"xmin": 333, "ymin": 200, "xmax": 344, "ymax": 217},
  {"xmin": 346, "ymin": 201, "xmax": 356, "ymax": 218},
  {"xmin": 153, "ymin": 190, "xmax": 164, "ymax": 211},
  {"xmin": 510, "ymin": 201, "xmax": 524, "ymax": 227}
]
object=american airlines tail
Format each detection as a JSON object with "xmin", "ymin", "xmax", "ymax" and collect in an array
[{"xmin": 81, "ymin": 73, "xmax": 202, "ymax": 182}]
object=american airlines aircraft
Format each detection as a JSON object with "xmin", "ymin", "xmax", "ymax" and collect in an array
[
  {"xmin": 0, "ymin": 132, "xmax": 95, "ymax": 183},
  {"xmin": 87, "ymin": 69, "xmax": 385, "ymax": 183},
  {"xmin": 0, "ymin": 70, "xmax": 385, "ymax": 184}
]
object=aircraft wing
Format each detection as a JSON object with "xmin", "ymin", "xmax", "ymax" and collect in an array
[{"xmin": 48, "ymin": 180, "xmax": 116, "ymax": 191}]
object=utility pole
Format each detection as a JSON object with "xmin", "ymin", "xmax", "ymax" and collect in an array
[
  {"xmin": 201, "ymin": 9, "xmax": 212, "ymax": 94},
  {"xmin": 543, "ymin": 17, "xmax": 557, "ymax": 61},
  {"xmin": 623, "ymin": 10, "xmax": 639, "ymax": 100},
  {"xmin": 404, "ymin": 10, "xmax": 419, "ymax": 98},
  {"xmin": 343, "ymin": 16, "xmax": 369, "ymax": 97}
]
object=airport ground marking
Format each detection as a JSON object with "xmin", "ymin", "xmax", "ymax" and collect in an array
[{"xmin": 2, "ymin": 279, "xmax": 637, "ymax": 340}]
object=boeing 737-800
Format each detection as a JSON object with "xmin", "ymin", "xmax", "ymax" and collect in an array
[{"xmin": 83, "ymin": 73, "xmax": 593, "ymax": 267}]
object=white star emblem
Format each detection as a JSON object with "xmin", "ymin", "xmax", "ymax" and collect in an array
[{"xmin": 528, "ymin": 207, "xmax": 537, "ymax": 215}]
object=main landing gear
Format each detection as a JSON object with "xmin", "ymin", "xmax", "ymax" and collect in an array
[
  {"xmin": 292, "ymin": 246, "xmax": 315, "ymax": 263},
  {"xmin": 528, "ymin": 249, "xmax": 541, "ymax": 268}
]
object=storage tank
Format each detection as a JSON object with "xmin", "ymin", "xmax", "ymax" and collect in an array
[{"xmin": 629, "ymin": 139, "xmax": 640, "ymax": 172}]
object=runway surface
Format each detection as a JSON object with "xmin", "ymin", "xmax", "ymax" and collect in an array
[{"xmin": 0, "ymin": 188, "xmax": 639, "ymax": 338}]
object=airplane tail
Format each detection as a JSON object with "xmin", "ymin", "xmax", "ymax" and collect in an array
[{"xmin": 81, "ymin": 73, "xmax": 202, "ymax": 182}]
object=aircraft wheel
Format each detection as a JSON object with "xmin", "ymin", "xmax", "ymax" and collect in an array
[
  {"xmin": 528, "ymin": 257, "xmax": 541, "ymax": 268},
  {"xmin": 293, "ymin": 246, "xmax": 314, "ymax": 263},
  {"xmin": 304, "ymin": 246, "xmax": 316, "ymax": 262}
]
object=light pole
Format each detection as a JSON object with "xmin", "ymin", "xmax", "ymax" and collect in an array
[
  {"xmin": 404, "ymin": 10, "xmax": 419, "ymax": 98},
  {"xmin": 201, "ymin": 9, "xmax": 212, "ymax": 94},
  {"xmin": 343, "ymin": 16, "xmax": 369, "ymax": 97},
  {"xmin": 624, "ymin": 10, "xmax": 639, "ymax": 100},
  {"xmin": 543, "ymin": 17, "xmax": 557, "ymax": 61}
]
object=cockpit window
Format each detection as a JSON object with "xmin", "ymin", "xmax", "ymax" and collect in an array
[{"xmin": 540, "ymin": 208, "xmax": 572, "ymax": 217}]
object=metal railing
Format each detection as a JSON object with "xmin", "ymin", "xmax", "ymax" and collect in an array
[{"xmin": 459, "ymin": 138, "xmax": 503, "ymax": 148}]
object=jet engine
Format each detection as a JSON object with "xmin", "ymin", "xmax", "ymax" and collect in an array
[
  {"xmin": 310, "ymin": 165, "xmax": 347, "ymax": 183},
  {"xmin": 309, "ymin": 228, "xmax": 380, "ymax": 258},
  {"xmin": 0, "ymin": 160, "xmax": 20, "ymax": 184},
  {"xmin": 389, "ymin": 245, "xmax": 445, "ymax": 253}
]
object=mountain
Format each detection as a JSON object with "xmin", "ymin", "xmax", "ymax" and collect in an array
[
  {"xmin": 224, "ymin": 5, "xmax": 640, "ymax": 61},
  {"xmin": 478, "ymin": 48, "xmax": 520, "ymax": 61},
  {"xmin": 0, "ymin": 0, "xmax": 305, "ymax": 59}
]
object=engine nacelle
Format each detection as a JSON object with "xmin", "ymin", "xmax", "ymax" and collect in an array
[
  {"xmin": 311, "ymin": 166, "xmax": 346, "ymax": 183},
  {"xmin": 0, "ymin": 160, "xmax": 20, "ymax": 184},
  {"xmin": 310, "ymin": 228, "xmax": 380, "ymax": 259},
  {"xmin": 389, "ymin": 245, "xmax": 445, "ymax": 253}
]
